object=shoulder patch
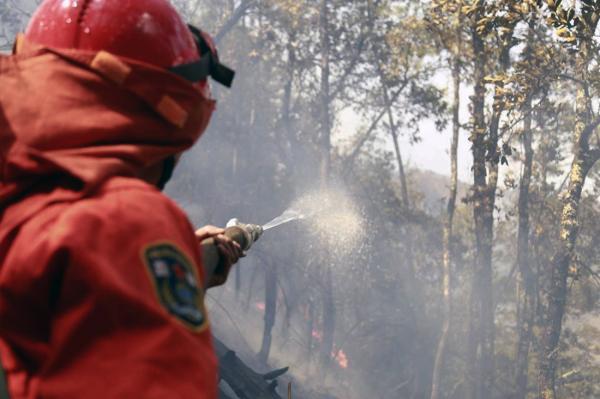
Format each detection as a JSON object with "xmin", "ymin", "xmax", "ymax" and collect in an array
[{"xmin": 142, "ymin": 242, "xmax": 208, "ymax": 332}]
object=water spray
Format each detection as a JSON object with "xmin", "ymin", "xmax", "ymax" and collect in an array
[
  {"xmin": 262, "ymin": 209, "xmax": 306, "ymax": 231},
  {"xmin": 200, "ymin": 188, "xmax": 365, "ymax": 287}
]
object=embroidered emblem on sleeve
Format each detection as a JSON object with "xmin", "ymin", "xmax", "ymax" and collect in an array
[{"xmin": 142, "ymin": 242, "xmax": 208, "ymax": 331}]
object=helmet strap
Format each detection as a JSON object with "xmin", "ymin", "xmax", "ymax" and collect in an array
[
  {"xmin": 168, "ymin": 25, "xmax": 235, "ymax": 88},
  {"xmin": 157, "ymin": 155, "xmax": 177, "ymax": 190}
]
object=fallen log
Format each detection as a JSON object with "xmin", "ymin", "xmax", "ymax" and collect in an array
[{"xmin": 214, "ymin": 336, "xmax": 287, "ymax": 399}]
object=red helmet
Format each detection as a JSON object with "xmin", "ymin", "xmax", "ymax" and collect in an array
[{"xmin": 24, "ymin": 0, "xmax": 234, "ymax": 94}]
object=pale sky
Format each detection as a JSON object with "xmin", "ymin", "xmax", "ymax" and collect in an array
[{"xmin": 336, "ymin": 84, "xmax": 475, "ymax": 183}]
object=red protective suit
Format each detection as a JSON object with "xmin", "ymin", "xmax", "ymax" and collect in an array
[{"xmin": 0, "ymin": 38, "xmax": 218, "ymax": 398}]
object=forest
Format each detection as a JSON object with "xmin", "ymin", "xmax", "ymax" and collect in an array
[{"xmin": 2, "ymin": 0, "xmax": 600, "ymax": 398}]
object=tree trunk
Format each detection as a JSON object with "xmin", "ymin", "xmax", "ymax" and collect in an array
[
  {"xmin": 259, "ymin": 260, "xmax": 277, "ymax": 364},
  {"xmin": 318, "ymin": 0, "xmax": 331, "ymax": 187},
  {"xmin": 514, "ymin": 94, "xmax": 535, "ymax": 399},
  {"xmin": 537, "ymin": 148, "xmax": 595, "ymax": 399},
  {"xmin": 382, "ymin": 85, "xmax": 410, "ymax": 208},
  {"xmin": 318, "ymin": 0, "xmax": 335, "ymax": 376},
  {"xmin": 467, "ymin": 3, "xmax": 490, "ymax": 398},
  {"xmin": 514, "ymin": 21, "xmax": 536, "ymax": 398},
  {"xmin": 373, "ymin": 44, "xmax": 426, "ymax": 395},
  {"xmin": 431, "ymin": 39, "xmax": 460, "ymax": 399},
  {"xmin": 319, "ymin": 266, "xmax": 336, "ymax": 373},
  {"xmin": 305, "ymin": 299, "xmax": 315, "ymax": 370},
  {"xmin": 537, "ymin": 18, "xmax": 600, "ymax": 395},
  {"xmin": 280, "ymin": 30, "xmax": 299, "ymax": 164},
  {"xmin": 467, "ymin": 7, "xmax": 515, "ymax": 396}
]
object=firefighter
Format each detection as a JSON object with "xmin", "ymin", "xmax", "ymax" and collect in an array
[{"xmin": 0, "ymin": 0, "xmax": 243, "ymax": 397}]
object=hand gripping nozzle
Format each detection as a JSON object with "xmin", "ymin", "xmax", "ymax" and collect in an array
[{"xmin": 225, "ymin": 218, "xmax": 264, "ymax": 251}]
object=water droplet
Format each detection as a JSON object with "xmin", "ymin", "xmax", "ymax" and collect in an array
[
  {"xmin": 83, "ymin": 27, "xmax": 91, "ymax": 34},
  {"xmin": 66, "ymin": 17, "xmax": 72, "ymax": 24},
  {"xmin": 72, "ymin": 1, "xmax": 78, "ymax": 7}
]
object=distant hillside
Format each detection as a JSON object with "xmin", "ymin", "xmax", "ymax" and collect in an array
[{"xmin": 407, "ymin": 169, "xmax": 470, "ymax": 214}]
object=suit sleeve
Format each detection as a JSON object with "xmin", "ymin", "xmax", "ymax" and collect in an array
[{"xmin": 34, "ymin": 187, "xmax": 218, "ymax": 399}]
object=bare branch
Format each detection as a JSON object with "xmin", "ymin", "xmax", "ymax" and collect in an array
[
  {"xmin": 341, "ymin": 81, "xmax": 410, "ymax": 171},
  {"xmin": 214, "ymin": 0, "xmax": 256, "ymax": 44},
  {"xmin": 330, "ymin": 33, "xmax": 367, "ymax": 100}
]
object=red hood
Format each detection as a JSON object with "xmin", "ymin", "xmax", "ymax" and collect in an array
[{"xmin": 0, "ymin": 37, "xmax": 214, "ymax": 241}]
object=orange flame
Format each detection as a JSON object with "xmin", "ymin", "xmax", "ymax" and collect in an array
[
  {"xmin": 311, "ymin": 329, "xmax": 323, "ymax": 342},
  {"xmin": 333, "ymin": 349, "xmax": 349, "ymax": 369}
]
